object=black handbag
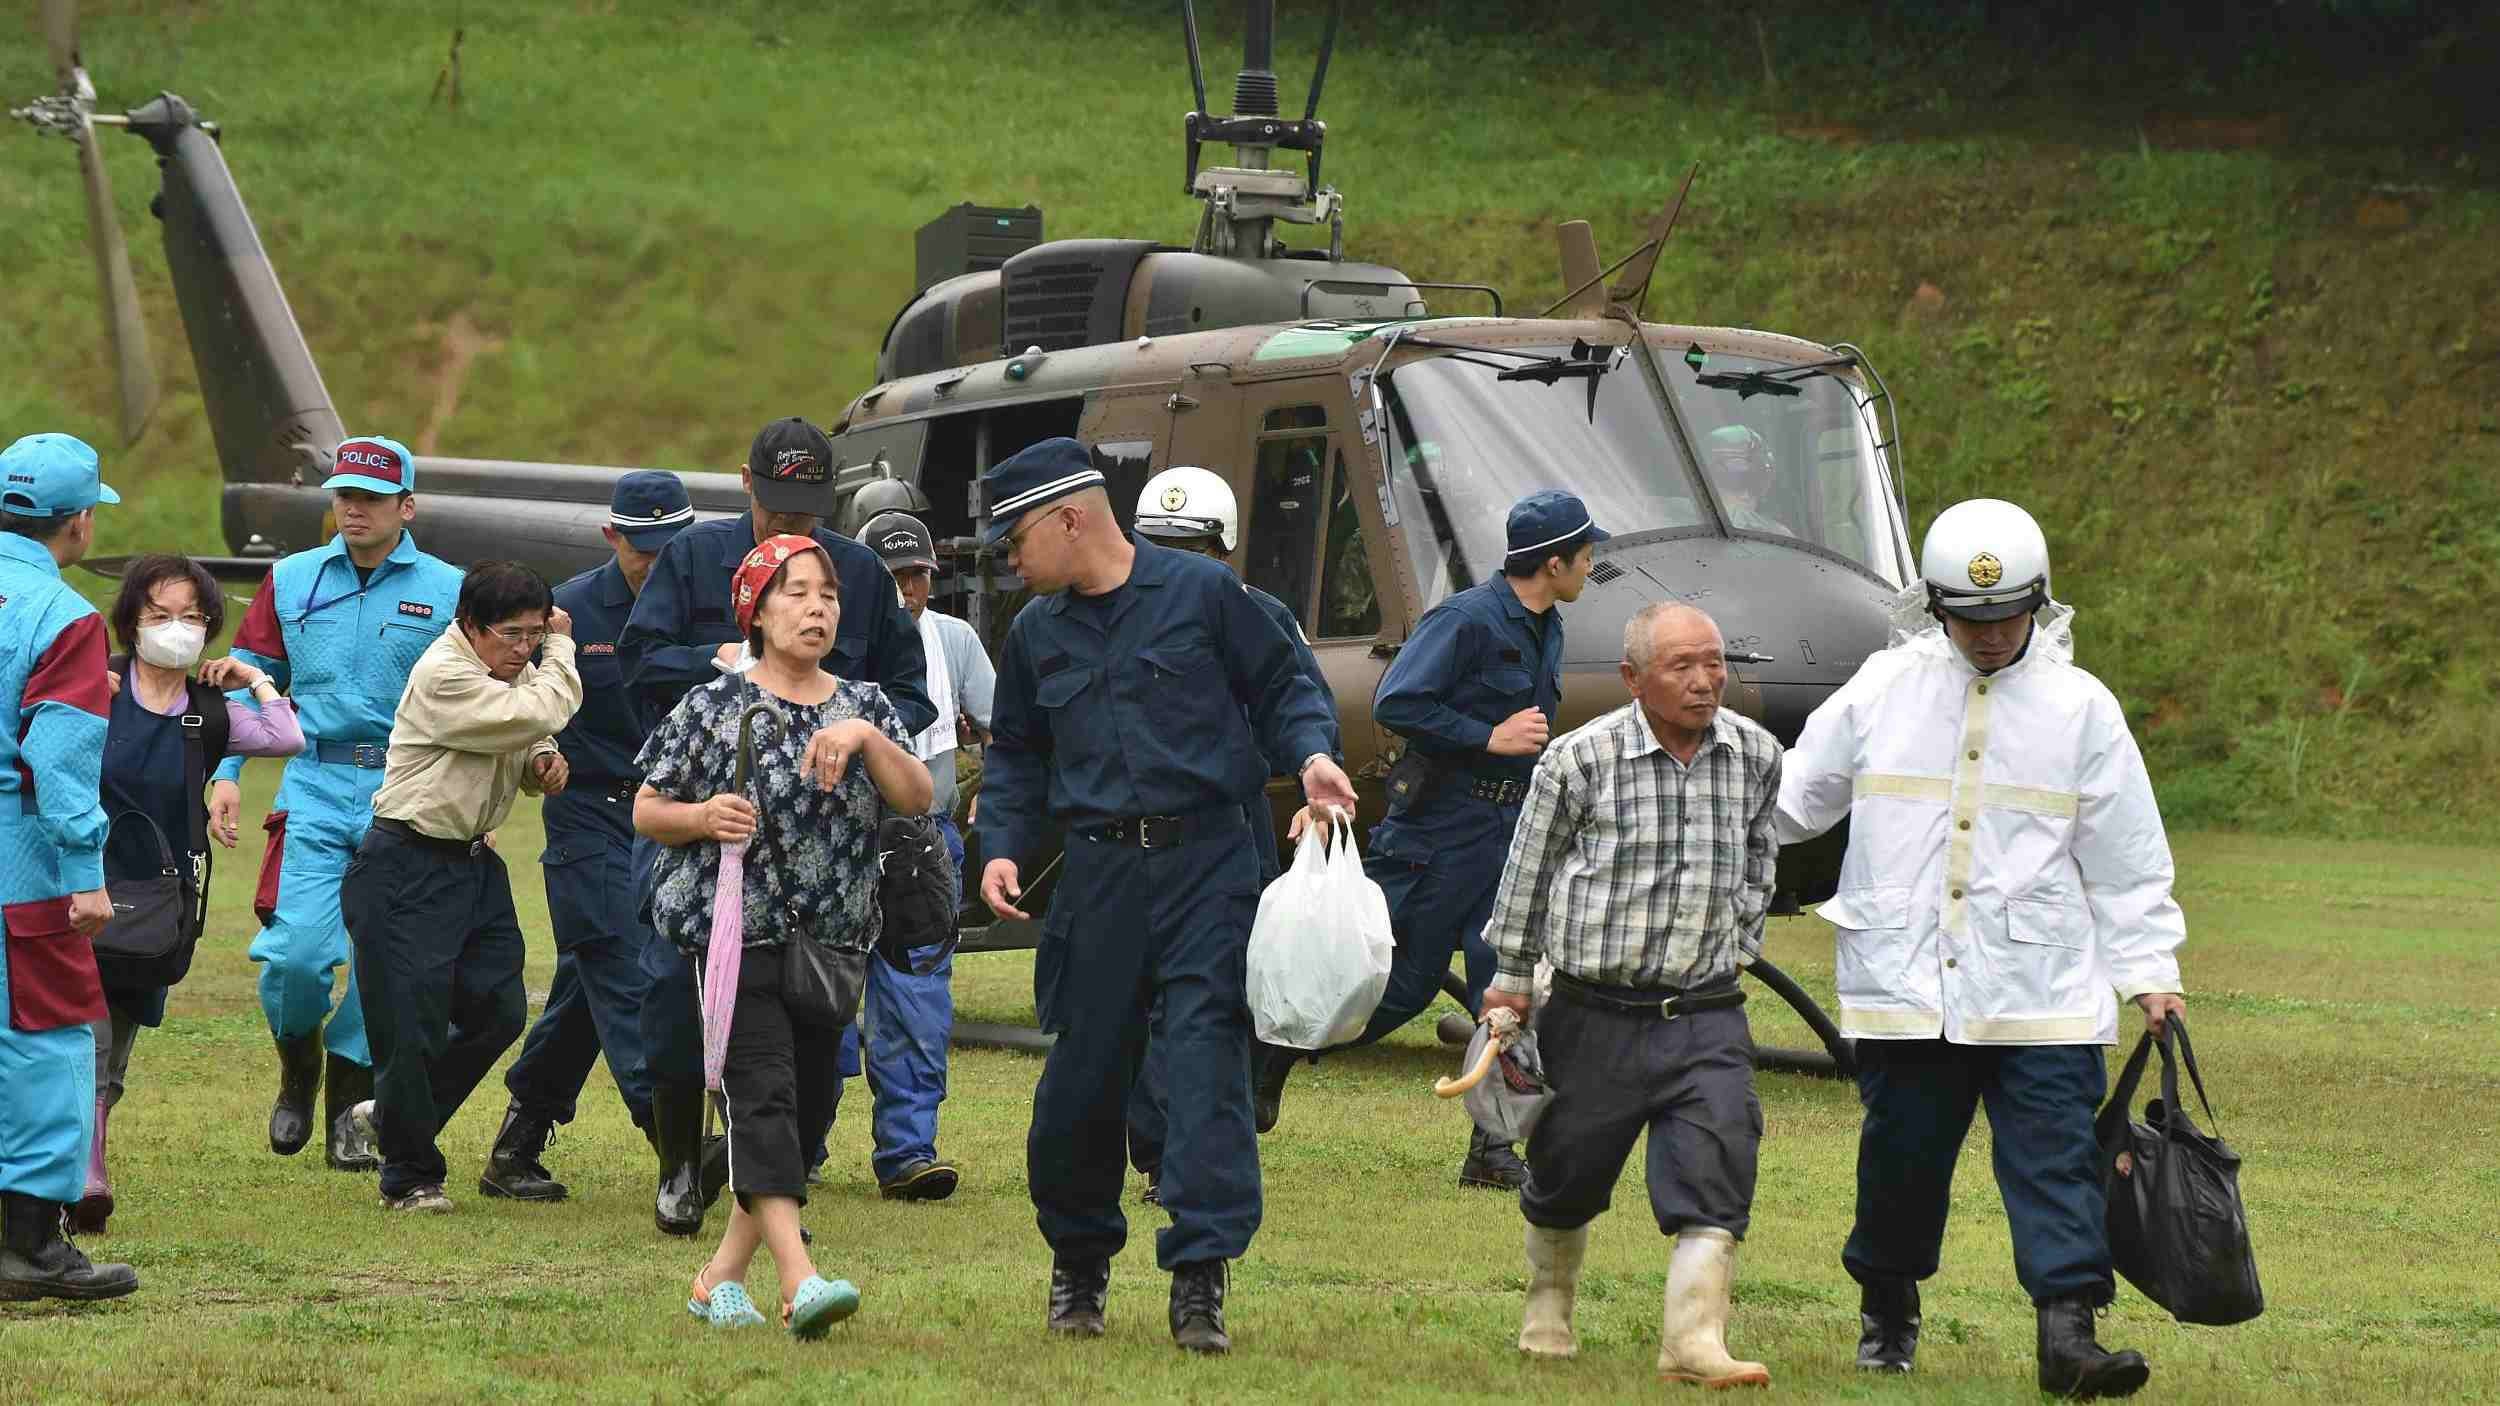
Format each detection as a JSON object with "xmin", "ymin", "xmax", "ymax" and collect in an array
[
  {"xmin": 92, "ymin": 697, "xmax": 215, "ymax": 990},
  {"xmin": 2095, "ymin": 1015, "xmax": 2264, "ymax": 1326},
  {"xmin": 874, "ymin": 812, "xmax": 960, "ymax": 976},
  {"xmin": 784, "ymin": 932, "xmax": 868, "ymax": 1030}
]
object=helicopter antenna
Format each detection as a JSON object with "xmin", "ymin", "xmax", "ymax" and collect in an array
[
  {"xmin": 1182, "ymin": 1, "xmax": 1340, "ymax": 261},
  {"xmin": 1181, "ymin": 0, "xmax": 1209, "ymax": 116},
  {"xmin": 1303, "ymin": 0, "xmax": 1342, "ymax": 122}
]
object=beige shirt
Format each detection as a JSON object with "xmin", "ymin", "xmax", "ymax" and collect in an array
[{"xmin": 373, "ymin": 630, "xmax": 581, "ymax": 841}]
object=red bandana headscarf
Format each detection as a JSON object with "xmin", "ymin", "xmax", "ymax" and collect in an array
[{"xmin": 731, "ymin": 533, "xmax": 833, "ymax": 635}]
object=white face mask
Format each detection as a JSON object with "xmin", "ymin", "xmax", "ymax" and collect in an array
[{"xmin": 135, "ymin": 620, "xmax": 207, "ymax": 671}]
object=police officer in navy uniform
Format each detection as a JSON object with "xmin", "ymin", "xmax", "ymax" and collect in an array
[
  {"xmin": 976, "ymin": 438, "xmax": 1353, "ymax": 1354},
  {"xmin": 618, "ymin": 417, "xmax": 933, "ymax": 1235},
  {"xmin": 1259, "ymin": 490, "xmax": 1607, "ymax": 1191},
  {"xmin": 491, "ymin": 472, "xmax": 693, "ymax": 1202}
]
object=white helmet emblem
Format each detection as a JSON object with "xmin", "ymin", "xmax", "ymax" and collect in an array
[{"xmin": 1160, "ymin": 484, "xmax": 1189, "ymax": 512}]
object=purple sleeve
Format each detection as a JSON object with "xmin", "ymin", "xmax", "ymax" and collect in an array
[{"xmin": 224, "ymin": 696, "xmax": 306, "ymax": 759}]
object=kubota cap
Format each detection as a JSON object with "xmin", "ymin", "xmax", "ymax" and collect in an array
[
  {"xmin": 1504, "ymin": 489, "xmax": 1609, "ymax": 565},
  {"xmin": 861, "ymin": 511, "xmax": 939, "ymax": 572},
  {"xmin": 746, "ymin": 417, "xmax": 836, "ymax": 517},
  {"xmin": 0, "ymin": 432, "xmax": 119, "ymax": 517},
  {"xmin": 321, "ymin": 435, "xmax": 416, "ymax": 496},
  {"xmin": 979, "ymin": 437, "xmax": 1104, "ymax": 547},
  {"xmin": 609, "ymin": 470, "xmax": 694, "ymax": 549}
]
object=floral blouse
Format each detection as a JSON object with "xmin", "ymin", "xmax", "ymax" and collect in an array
[{"xmin": 636, "ymin": 674, "xmax": 910, "ymax": 955}]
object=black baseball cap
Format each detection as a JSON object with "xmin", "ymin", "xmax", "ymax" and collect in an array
[
  {"xmin": 860, "ymin": 510, "xmax": 939, "ymax": 572},
  {"xmin": 746, "ymin": 417, "xmax": 836, "ymax": 517}
]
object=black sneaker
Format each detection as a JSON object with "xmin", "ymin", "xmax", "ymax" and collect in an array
[
  {"xmin": 878, "ymin": 1159, "xmax": 960, "ymax": 1202},
  {"xmin": 1458, "ymin": 1128, "xmax": 1530, "ymax": 1190},
  {"xmin": 1169, "ymin": 1259, "xmax": 1230, "ymax": 1354},
  {"xmin": 1048, "ymin": 1258, "xmax": 1110, "ymax": 1337},
  {"xmin": 1856, "ymin": 1276, "xmax": 1921, "ymax": 1373},
  {"xmin": 381, "ymin": 1184, "xmax": 453, "ymax": 1214}
]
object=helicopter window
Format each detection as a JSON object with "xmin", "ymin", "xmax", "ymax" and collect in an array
[
  {"xmin": 1244, "ymin": 417, "xmax": 1329, "ymax": 621},
  {"xmin": 1264, "ymin": 405, "xmax": 1329, "ymax": 433},
  {"xmin": 1317, "ymin": 449, "xmax": 1381, "ymax": 639},
  {"xmin": 1665, "ymin": 353, "xmax": 1906, "ymax": 586},
  {"xmin": 1091, "ymin": 440, "xmax": 1157, "ymax": 536},
  {"xmin": 1379, "ymin": 351, "xmax": 1708, "ymax": 607}
]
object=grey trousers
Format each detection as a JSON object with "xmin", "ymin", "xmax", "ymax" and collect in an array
[
  {"xmin": 89, "ymin": 998, "xmax": 144, "ymax": 1109},
  {"xmin": 1519, "ymin": 985, "xmax": 1763, "ymax": 1238}
]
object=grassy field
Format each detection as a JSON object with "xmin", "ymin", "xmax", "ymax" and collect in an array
[
  {"xmin": 3, "ymin": 1, "xmax": 2497, "ymax": 837},
  {"xmin": 1, "ymin": 763, "xmax": 2494, "ymax": 1403}
]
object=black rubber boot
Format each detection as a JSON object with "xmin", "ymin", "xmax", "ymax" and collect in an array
[
  {"xmin": 1048, "ymin": 1258, "xmax": 1110, "ymax": 1337},
  {"xmin": 478, "ymin": 1105, "xmax": 569, "ymax": 1202},
  {"xmin": 1252, "ymin": 1045, "xmax": 1297, "ymax": 1136},
  {"xmin": 649, "ymin": 1084, "xmax": 706, "ymax": 1237},
  {"xmin": 323, "ymin": 1054, "xmax": 379, "ymax": 1171},
  {"xmin": 1458, "ymin": 1126, "xmax": 1530, "ymax": 1190},
  {"xmin": 1855, "ymin": 1275, "xmax": 1920, "ymax": 1373},
  {"xmin": 268, "ymin": 1033, "xmax": 323, "ymax": 1155},
  {"xmin": 0, "ymin": 1191, "xmax": 137, "ymax": 1302},
  {"xmin": 2036, "ymin": 1296, "xmax": 2150, "ymax": 1399},
  {"xmin": 1169, "ymin": 1259, "xmax": 1231, "ymax": 1354}
]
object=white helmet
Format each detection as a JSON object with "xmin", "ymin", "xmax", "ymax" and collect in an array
[
  {"xmin": 1920, "ymin": 498, "xmax": 2051, "ymax": 621},
  {"xmin": 1134, "ymin": 466, "xmax": 1238, "ymax": 553}
]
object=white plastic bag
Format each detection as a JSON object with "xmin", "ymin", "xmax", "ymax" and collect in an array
[{"xmin": 1246, "ymin": 812, "xmax": 1394, "ymax": 1050}]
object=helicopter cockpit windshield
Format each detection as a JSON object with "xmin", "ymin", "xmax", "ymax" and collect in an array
[{"xmin": 1380, "ymin": 347, "xmax": 1908, "ymax": 606}]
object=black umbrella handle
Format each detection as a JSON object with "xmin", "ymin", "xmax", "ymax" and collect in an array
[{"xmin": 733, "ymin": 700, "xmax": 784, "ymax": 796}]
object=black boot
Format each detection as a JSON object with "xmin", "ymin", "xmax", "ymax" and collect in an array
[
  {"xmin": 2036, "ymin": 1295, "xmax": 2150, "ymax": 1399},
  {"xmin": 268, "ymin": 1033, "xmax": 323, "ymax": 1155},
  {"xmin": 1048, "ymin": 1257, "xmax": 1110, "ymax": 1337},
  {"xmin": 1169, "ymin": 1259, "xmax": 1230, "ymax": 1354},
  {"xmin": 1459, "ymin": 1126, "xmax": 1530, "ymax": 1190},
  {"xmin": 0, "ymin": 1191, "xmax": 137, "ymax": 1302},
  {"xmin": 649, "ymin": 1084, "xmax": 706, "ymax": 1237},
  {"xmin": 1252, "ymin": 1045, "xmax": 1297, "ymax": 1136},
  {"xmin": 478, "ymin": 1105, "xmax": 569, "ymax": 1202},
  {"xmin": 324, "ymin": 1054, "xmax": 379, "ymax": 1172},
  {"xmin": 1855, "ymin": 1275, "xmax": 1920, "ymax": 1373}
]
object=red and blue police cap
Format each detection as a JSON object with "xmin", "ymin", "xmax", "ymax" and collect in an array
[
  {"xmin": 979, "ymin": 437, "xmax": 1104, "ymax": 547},
  {"xmin": 321, "ymin": 435, "xmax": 415, "ymax": 496}
]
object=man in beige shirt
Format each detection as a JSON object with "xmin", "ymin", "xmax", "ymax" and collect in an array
[{"xmin": 340, "ymin": 561, "xmax": 582, "ymax": 1212}]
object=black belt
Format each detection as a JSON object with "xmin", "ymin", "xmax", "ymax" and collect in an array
[
  {"xmin": 1076, "ymin": 808, "xmax": 1230, "ymax": 850},
  {"xmin": 1467, "ymin": 776, "xmax": 1529, "ymax": 805},
  {"xmin": 372, "ymin": 816, "xmax": 490, "ymax": 857},
  {"xmin": 1551, "ymin": 969, "xmax": 1746, "ymax": 1021},
  {"xmin": 315, "ymin": 739, "xmax": 390, "ymax": 769}
]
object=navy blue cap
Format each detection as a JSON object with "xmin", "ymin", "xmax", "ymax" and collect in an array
[
  {"xmin": 1504, "ymin": 490, "xmax": 1610, "ymax": 564},
  {"xmin": 608, "ymin": 469, "xmax": 694, "ymax": 549},
  {"xmin": 0, "ymin": 432, "xmax": 120, "ymax": 517},
  {"xmin": 979, "ymin": 437, "xmax": 1105, "ymax": 547}
]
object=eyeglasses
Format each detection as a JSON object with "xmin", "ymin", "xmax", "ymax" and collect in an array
[
  {"xmin": 486, "ymin": 626, "xmax": 549, "ymax": 648},
  {"xmin": 139, "ymin": 611, "xmax": 211, "ymax": 629},
  {"xmin": 1003, "ymin": 504, "xmax": 1074, "ymax": 554}
]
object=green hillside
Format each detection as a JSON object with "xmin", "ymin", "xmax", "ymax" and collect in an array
[{"xmin": 6, "ymin": 1, "xmax": 2495, "ymax": 837}]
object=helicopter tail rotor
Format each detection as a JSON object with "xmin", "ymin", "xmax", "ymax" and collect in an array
[{"xmin": 24, "ymin": 0, "xmax": 159, "ymax": 445}]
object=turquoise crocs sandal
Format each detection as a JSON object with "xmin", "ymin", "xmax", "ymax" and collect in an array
[
  {"xmin": 690, "ymin": 1277, "xmax": 768, "ymax": 1329},
  {"xmin": 786, "ymin": 1275, "xmax": 861, "ymax": 1340}
]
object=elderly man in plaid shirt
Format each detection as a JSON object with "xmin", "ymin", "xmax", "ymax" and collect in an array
[{"xmin": 1479, "ymin": 601, "xmax": 1783, "ymax": 1389}]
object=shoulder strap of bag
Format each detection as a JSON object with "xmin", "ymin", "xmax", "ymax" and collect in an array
[{"xmin": 2160, "ymin": 1014, "xmax": 2224, "ymax": 1136}]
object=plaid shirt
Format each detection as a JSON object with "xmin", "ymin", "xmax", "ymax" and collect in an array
[{"xmin": 1485, "ymin": 702, "xmax": 1783, "ymax": 994}]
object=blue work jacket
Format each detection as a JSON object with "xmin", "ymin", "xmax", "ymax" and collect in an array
[
  {"xmin": 983, "ymin": 536, "xmax": 1336, "ymax": 870},
  {"xmin": 617, "ymin": 512, "xmax": 934, "ymax": 737},
  {"xmin": 213, "ymin": 531, "xmax": 463, "ymax": 801},
  {"xmin": 541, "ymin": 558, "xmax": 643, "ymax": 846},
  {"xmin": 1369, "ymin": 573, "xmax": 1564, "ymax": 860},
  {"xmin": 0, "ymin": 533, "xmax": 111, "ymax": 906}
]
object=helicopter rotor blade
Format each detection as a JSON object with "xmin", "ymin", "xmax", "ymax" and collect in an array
[
  {"xmin": 42, "ymin": 0, "xmax": 79, "ymax": 82},
  {"xmin": 77, "ymin": 117, "xmax": 158, "ymax": 445}
]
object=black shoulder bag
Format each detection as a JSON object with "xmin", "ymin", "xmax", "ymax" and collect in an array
[
  {"xmin": 92, "ymin": 674, "xmax": 222, "ymax": 990},
  {"xmin": 874, "ymin": 812, "xmax": 960, "ymax": 976},
  {"xmin": 2094, "ymin": 1014, "xmax": 2264, "ymax": 1326}
]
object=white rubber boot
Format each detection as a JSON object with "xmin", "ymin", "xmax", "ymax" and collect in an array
[
  {"xmin": 1518, "ymin": 1223, "xmax": 1589, "ymax": 1358},
  {"xmin": 1657, "ymin": 1228, "xmax": 1771, "ymax": 1389}
]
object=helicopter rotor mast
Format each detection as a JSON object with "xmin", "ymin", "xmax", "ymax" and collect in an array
[{"xmin": 1182, "ymin": 0, "xmax": 1344, "ymax": 261}]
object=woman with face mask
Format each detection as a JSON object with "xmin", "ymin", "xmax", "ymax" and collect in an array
[{"xmin": 78, "ymin": 556, "xmax": 305, "ymax": 1232}]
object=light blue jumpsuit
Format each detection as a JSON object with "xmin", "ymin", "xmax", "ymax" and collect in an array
[
  {"xmin": 0, "ymin": 534, "xmax": 114, "ymax": 1204},
  {"xmin": 218, "ymin": 532, "xmax": 462, "ymax": 1064}
]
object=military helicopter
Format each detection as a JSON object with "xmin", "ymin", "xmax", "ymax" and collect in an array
[{"xmin": 21, "ymin": 0, "xmax": 1907, "ymax": 1071}]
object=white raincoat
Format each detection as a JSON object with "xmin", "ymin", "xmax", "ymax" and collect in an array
[{"xmin": 1776, "ymin": 597, "xmax": 2184, "ymax": 1046}]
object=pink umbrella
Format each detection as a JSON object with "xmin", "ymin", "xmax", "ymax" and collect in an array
[{"xmin": 701, "ymin": 701, "xmax": 784, "ymax": 1093}]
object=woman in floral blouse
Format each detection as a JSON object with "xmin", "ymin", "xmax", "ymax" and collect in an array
[{"xmin": 634, "ymin": 534, "xmax": 931, "ymax": 1337}]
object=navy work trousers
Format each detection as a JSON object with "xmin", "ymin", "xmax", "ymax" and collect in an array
[
  {"xmin": 504, "ymin": 823, "xmax": 656, "ymax": 1129},
  {"xmin": 1844, "ymin": 1038, "xmax": 2115, "ymax": 1306},
  {"xmin": 1349, "ymin": 839, "xmax": 1506, "ymax": 1044},
  {"xmin": 343, "ymin": 825, "xmax": 529, "ymax": 1200},
  {"xmin": 1031, "ymin": 811, "xmax": 1260, "ymax": 1269}
]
